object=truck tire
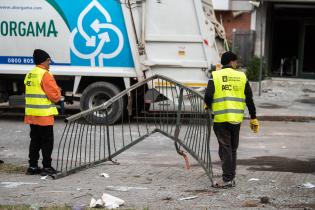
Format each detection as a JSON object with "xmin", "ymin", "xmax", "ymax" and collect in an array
[{"xmin": 80, "ymin": 82, "xmax": 124, "ymax": 124}]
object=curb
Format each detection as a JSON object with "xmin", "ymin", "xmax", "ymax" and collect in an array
[{"xmin": 246, "ymin": 116, "xmax": 315, "ymax": 122}]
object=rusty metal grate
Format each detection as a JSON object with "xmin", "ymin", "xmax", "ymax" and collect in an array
[{"xmin": 55, "ymin": 75, "xmax": 213, "ymax": 184}]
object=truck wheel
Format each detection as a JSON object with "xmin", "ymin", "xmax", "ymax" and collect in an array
[{"xmin": 80, "ymin": 82, "xmax": 124, "ymax": 124}]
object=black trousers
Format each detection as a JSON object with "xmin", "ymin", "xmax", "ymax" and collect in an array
[
  {"xmin": 213, "ymin": 122, "xmax": 240, "ymax": 182},
  {"xmin": 29, "ymin": 124, "xmax": 54, "ymax": 168}
]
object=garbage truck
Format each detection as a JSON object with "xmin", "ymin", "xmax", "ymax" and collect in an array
[{"xmin": 0, "ymin": 0, "xmax": 224, "ymax": 124}]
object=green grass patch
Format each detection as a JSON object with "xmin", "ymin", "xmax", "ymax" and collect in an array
[
  {"xmin": 0, "ymin": 163, "xmax": 28, "ymax": 174},
  {"xmin": 0, "ymin": 205, "xmax": 30, "ymax": 210}
]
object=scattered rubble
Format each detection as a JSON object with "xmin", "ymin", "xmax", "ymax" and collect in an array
[
  {"xmin": 90, "ymin": 193, "xmax": 124, "ymax": 209},
  {"xmin": 99, "ymin": 173, "xmax": 109, "ymax": 178},
  {"xmin": 298, "ymin": 182, "xmax": 315, "ymax": 189},
  {"xmin": 242, "ymin": 200, "xmax": 260, "ymax": 207},
  {"xmin": 260, "ymin": 196, "xmax": 270, "ymax": 204},
  {"xmin": 105, "ymin": 186, "xmax": 148, "ymax": 192},
  {"xmin": 248, "ymin": 178, "xmax": 260, "ymax": 182},
  {"xmin": 178, "ymin": 196, "xmax": 198, "ymax": 201}
]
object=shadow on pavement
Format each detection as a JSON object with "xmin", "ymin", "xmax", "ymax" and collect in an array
[{"xmin": 236, "ymin": 156, "xmax": 315, "ymax": 173}]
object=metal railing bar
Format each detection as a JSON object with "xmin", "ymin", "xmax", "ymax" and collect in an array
[
  {"xmin": 66, "ymin": 122, "xmax": 76, "ymax": 171},
  {"xmin": 78, "ymin": 121, "xmax": 86, "ymax": 167},
  {"xmin": 102, "ymin": 122, "xmax": 106, "ymax": 160},
  {"xmin": 128, "ymin": 115, "xmax": 133, "ymax": 142},
  {"xmin": 98, "ymin": 124, "xmax": 102, "ymax": 161},
  {"xmin": 135, "ymin": 89, "xmax": 141, "ymax": 137},
  {"xmin": 143, "ymin": 84, "xmax": 149, "ymax": 134},
  {"xmin": 56, "ymin": 122, "xmax": 70, "ymax": 171},
  {"xmin": 93, "ymin": 123, "xmax": 96, "ymax": 162},
  {"xmin": 196, "ymin": 99, "xmax": 203, "ymax": 159},
  {"xmin": 84, "ymin": 121, "xmax": 89, "ymax": 165},
  {"xmin": 105, "ymin": 111, "xmax": 112, "ymax": 159},
  {"xmin": 121, "ymin": 107, "xmax": 126, "ymax": 147},
  {"xmin": 169, "ymin": 82, "xmax": 176, "ymax": 135},
  {"xmin": 73, "ymin": 122, "xmax": 83, "ymax": 168},
  {"xmin": 88, "ymin": 122, "xmax": 92, "ymax": 164},
  {"xmin": 112, "ymin": 123, "xmax": 117, "ymax": 153}
]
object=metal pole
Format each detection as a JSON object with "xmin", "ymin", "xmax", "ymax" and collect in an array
[{"xmin": 258, "ymin": 1, "xmax": 263, "ymax": 96}]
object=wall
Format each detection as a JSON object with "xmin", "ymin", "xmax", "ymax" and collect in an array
[{"xmin": 215, "ymin": 11, "xmax": 251, "ymax": 42}]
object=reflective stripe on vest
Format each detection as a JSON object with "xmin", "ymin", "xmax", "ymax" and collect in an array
[
  {"xmin": 211, "ymin": 68, "xmax": 246, "ymax": 123},
  {"xmin": 24, "ymin": 67, "xmax": 58, "ymax": 116}
]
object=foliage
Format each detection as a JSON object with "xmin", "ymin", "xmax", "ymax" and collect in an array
[
  {"xmin": 0, "ymin": 163, "xmax": 27, "ymax": 174},
  {"xmin": 246, "ymin": 56, "xmax": 266, "ymax": 81}
]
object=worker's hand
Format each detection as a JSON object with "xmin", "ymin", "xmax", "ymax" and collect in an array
[
  {"xmin": 204, "ymin": 104, "xmax": 209, "ymax": 110},
  {"xmin": 250, "ymin": 118, "xmax": 260, "ymax": 133}
]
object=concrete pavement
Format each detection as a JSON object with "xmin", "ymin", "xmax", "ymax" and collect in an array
[
  {"xmin": 0, "ymin": 118, "xmax": 314, "ymax": 209},
  {"xmin": 249, "ymin": 78, "xmax": 315, "ymax": 121},
  {"xmin": 0, "ymin": 78, "xmax": 315, "ymax": 209}
]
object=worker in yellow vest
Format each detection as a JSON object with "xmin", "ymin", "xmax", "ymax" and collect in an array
[
  {"xmin": 24, "ymin": 49, "xmax": 61, "ymax": 176},
  {"xmin": 204, "ymin": 51, "xmax": 259, "ymax": 188}
]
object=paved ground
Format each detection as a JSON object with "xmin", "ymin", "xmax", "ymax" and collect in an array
[
  {"xmin": 250, "ymin": 78, "xmax": 315, "ymax": 120},
  {"xmin": 0, "ymin": 78, "xmax": 314, "ymax": 209},
  {"xmin": 0, "ymin": 117, "xmax": 314, "ymax": 209}
]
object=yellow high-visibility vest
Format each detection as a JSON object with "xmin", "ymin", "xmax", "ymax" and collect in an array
[
  {"xmin": 24, "ymin": 67, "xmax": 58, "ymax": 116},
  {"xmin": 211, "ymin": 68, "xmax": 246, "ymax": 123}
]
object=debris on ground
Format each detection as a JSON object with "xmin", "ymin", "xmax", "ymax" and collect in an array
[
  {"xmin": 178, "ymin": 196, "xmax": 198, "ymax": 201},
  {"xmin": 105, "ymin": 186, "xmax": 148, "ymax": 192},
  {"xmin": 161, "ymin": 196, "xmax": 173, "ymax": 201},
  {"xmin": 260, "ymin": 196, "xmax": 270, "ymax": 204},
  {"xmin": 89, "ymin": 198, "xmax": 104, "ymax": 208},
  {"xmin": 99, "ymin": 173, "xmax": 109, "ymax": 178},
  {"xmin": 90, "ymin": 193, "xmax": 125, "ymax": 209},
  {"xmin": 248, "ymin": 178, "xmax": 260, "ymax": 182},
  {"xmin": 40, "ymin": 176, "xmax": 48, "ymax": 180},
  {"xmin": 242, "ymin": 200, "xmax": 260, "ymax": 207},
  {"xmin": 40, "ymin": 175, "xmax": 54, "ymax": 180},
  {"xmin": 102, "ymin": 193, "xmax": 125, "ymax": 209},
  {"xmin": 298, "ymin": 182, "xmax": 315, "ymax": 189}
]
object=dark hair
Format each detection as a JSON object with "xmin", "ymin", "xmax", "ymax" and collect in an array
[
  {"xmin": 33, "ymin": 49, "xmax": 50, "ymax": 65},
  {"xmin": 221, "ymin": 51, "xmax": 237, "ymax": 66}
]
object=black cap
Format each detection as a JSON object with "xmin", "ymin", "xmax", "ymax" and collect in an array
[
  {"xmin": 221, "ymin": 51, "xmax": 237, "ymax": 66},
  {"xmin": 33, "ymin": 49, "xmax": 50, "ymax": 65}
]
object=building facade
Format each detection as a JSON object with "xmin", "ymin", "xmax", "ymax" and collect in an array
[{"xmin": 213, "ymin": 0, "xmax": 315, "ymax": 79}]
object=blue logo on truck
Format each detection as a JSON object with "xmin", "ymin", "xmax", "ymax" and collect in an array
[
  {"xmin": 0, "ymin": 0, "xmax": 134, "ymax": 67},
  {"xmin": 55, "ymin": 0, "xmax": 134, "ymax": 67}
]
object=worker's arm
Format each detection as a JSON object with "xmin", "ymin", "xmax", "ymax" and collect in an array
[
  {"xmin": 245, "ymin": 81, "xmax": 256, "ymax": 119},
  {"xmin": 41, "ymin": 72, "xmax": 61, "ymax": 103},
  {"xmin": 204, "ymin": 79, "xmax": 215, "ymax": 107}
]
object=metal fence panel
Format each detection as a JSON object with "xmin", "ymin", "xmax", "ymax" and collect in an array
[{"xmin": 55, "ymin": 75, "xmax": 213, "ymax": 184}]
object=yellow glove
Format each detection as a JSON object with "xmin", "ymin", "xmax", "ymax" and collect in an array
[{"xmin": 250, "ymin": 118, "xmax": 260, "ymax": 133}]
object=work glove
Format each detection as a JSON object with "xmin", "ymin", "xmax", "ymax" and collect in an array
[{"xmin": 250, "ymin": 118, "xmax": 260, "ymax": 133}]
